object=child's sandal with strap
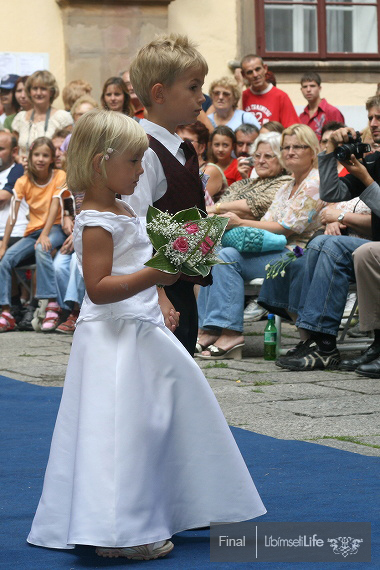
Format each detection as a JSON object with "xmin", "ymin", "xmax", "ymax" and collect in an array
[{"xmin": 0, "ymin": 312, "xmax": 16, "ymax": 333}]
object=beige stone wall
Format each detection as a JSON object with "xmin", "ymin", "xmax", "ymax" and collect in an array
[
  {"xmin": 0, "ymin": 0, "xmax": 377, "ymax": 112},
  {"xmin": 0, "ymin": 0, "xmax": 66, "ymax": 107},
  {"xmin": 168, "ymin": 0, "xmax": 238, "ymax": 92}
]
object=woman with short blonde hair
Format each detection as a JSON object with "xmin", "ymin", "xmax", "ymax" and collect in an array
[
  {"xmin": 12, "ymin": 70, "xmax": 73, "ymax": 163},
  {"xmin": 207, "ymin": 76, "xmax": 260, "ymax": 131}
]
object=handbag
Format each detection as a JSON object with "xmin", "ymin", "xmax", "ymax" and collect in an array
[{"xmin": 221, "ymin": 226, "xmax": 287, "ymax": 253}]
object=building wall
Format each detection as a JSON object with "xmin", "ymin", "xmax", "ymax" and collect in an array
[
  {"xmin": 0, "ymin": 0, "xmax": 377, "ymax": 122},
  {"xmin": 168, "ymin": 0, "xmax": 238, "ymax": 91},
  {"xmin": 0, "ymin": 0, "xmax": 66, "ymax": 106}
]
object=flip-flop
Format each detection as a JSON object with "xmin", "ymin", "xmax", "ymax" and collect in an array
[{"xmin": 197, "ymin": 343, "xmax": 245, "ymax": 360}]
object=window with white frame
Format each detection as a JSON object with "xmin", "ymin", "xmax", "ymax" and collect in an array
[{"xmin": 256, "ymin": 0, "xmax": 380, "ymax": 59}]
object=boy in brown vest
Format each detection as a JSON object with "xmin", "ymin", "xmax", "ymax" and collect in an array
[{"xmin": 126, "ymin": 34, "xmax": 210, "ymax": 355}]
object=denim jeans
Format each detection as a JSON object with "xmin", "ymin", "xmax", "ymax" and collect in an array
[
  {"xmin": 0, "ymin": 225, "xmax": 66, "ymax": 306},
  {"xmin": 197, "ymin": 246, "xmax": 288, "ymax": 333},
  {"xmin": 290, "ymin": 235, "xmax": 368, "ymax": 336},
  {"xmin": 54, "ymin": 251, "xmax": 85, "ymax": 310}
]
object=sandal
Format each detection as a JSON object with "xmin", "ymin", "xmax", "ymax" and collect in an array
[
  {"xmin": 194, "ymin": 341, "xmax": 207, "ymax": 355},
  {"xmin": 0, "ymin": 312, "xmax": 16, "ymax": 333},
  {"xmin": 197, "ymin": 343, "xmax": 245, "ymax": 360},
  {"xmin": 96, "ymin": 540, "xmax": 174, "ymax": 560},
  {"xmin": 41, "ymin": 302, "xmax": 61, "ymax": 332}
]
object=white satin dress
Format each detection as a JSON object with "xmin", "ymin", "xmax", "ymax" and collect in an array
[{"xmin": 27, "ymin": 203, "xmax": 266, "ymax": 549}]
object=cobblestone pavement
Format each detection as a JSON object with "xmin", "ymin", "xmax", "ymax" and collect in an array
[{"xmin": 1, "ymin": 320, "xmax": 379, "ymax": 457}]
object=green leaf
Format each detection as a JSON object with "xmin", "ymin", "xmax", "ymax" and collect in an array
[
  {"xmin": 146, "ymin": 229, "xmax": 168, "ymax": 251},
  {"xmin": 144, "ymin": 249, "xmax": 177, "ymax": 273},
  {"xmin": 146, "ymin": 205, "xmax": 163, "ymax": 225},
  {"xmin": 172, "ymin": 208, "xmax": 202, "ymax": 224},
  {"xmin": 181, "ymin": 264, "xmax": 201, "ymax": 276}
]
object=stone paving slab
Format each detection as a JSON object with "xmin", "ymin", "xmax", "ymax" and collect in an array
[
  {"xmin": 304, "ymin": 438, "xmax": 380, "ymax": 457},
  {"xmin": 270, "ymin": 395, "xmax": 380, "ymax": 418},
  {"xmin": 317, "ymin": 378, "xmax": 380, "ymax": 394}
]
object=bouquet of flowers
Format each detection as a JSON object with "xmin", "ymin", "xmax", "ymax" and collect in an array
[
  {"xmin": 144, "ymin": 206, "xmax": 229, "ymax": 277},
  {"xmin": 265, "ymin": 245, "xmax": 304, "ymax": 278}
]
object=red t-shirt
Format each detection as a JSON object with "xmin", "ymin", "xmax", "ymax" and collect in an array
[
  {"xmin": 299, "ymin": 99, "xmax": 345, "ymax": 140},
  {"xmin": 224, "ymin": 159, "xmax": 243, "ymax": 185},
  {"xmin": 242, "ymin": 85, "xmax": 299, "ymax": 128}
]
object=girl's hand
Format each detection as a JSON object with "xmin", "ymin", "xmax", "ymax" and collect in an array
[
  {"xmin": 153, "ymin": 270, "xmax": 181, "ymax": 286},
  {"xmin": 60, "ymin": 234, "xmax": 74, "ymax": 255},
  {"xmin": 222, "ymin": 211, "xmax": 239, "ymax": 229},
  {"xmin": 35, "ymin": 234, "xmax": 52, "ymax": 252},
  {"xmin": 63, "ymin": 216, "xmax": 74, "ymax": 235}
]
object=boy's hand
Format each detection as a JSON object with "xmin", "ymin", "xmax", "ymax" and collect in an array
[
  {"xmin": 63, "ymin": 216, "xmax": 74, "ymax": 235},
  {"xmin": 157, "ymin": 289, "xmax": 180, "ymax": 331},
  {"xmin": 35, "ymin": 234, "xmax": 52, "ymax": 252}
]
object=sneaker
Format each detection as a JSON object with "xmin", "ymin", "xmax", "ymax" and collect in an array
[
  {"xmin": 56, "ymin": 310, "xmax": 79, "ymax": 334},
  {"xmin": 244, "ymin": 298, "xmax": 268, "ymax": 322},
  {"xmin": 276, "ymin": 338, "xmax": 314, "ymax": 366},
  {"xmin": 17, "ymin": 304, "xmax": 37, "ymax": 331},
  {"xmin": 95, "ymin": 540, "xmax": 174, "ymax": 560},
  {"xmin": 31, "ymin": 300, "xmax": 49, "ymax": 332},
  {"xmin": 276, "ymin": 341, "xmax": 341, "ymax": 371}
]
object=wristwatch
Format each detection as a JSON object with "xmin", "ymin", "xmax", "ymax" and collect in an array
[{"xmin": 337, "ymin": 213, "xmax": 345, "ymax": 222}]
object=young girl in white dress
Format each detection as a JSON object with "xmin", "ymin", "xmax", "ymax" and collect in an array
[{"xmin": 27, "ymin": 110, "xmax": 266, "ymax": 561}]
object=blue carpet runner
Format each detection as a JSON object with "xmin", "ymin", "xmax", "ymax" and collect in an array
[{"xmin": 0, "ymin": 375, "xmax": 378, "ymax": 569}]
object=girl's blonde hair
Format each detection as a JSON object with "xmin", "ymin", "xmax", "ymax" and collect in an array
[
  {"xmin": 281, "ymin": 123, "xmax": 320, "ymax": 168},
  {"xmin": 27, "ymin": 136, "xmax": 55, "ymax": 182},
  {"xmin": 66, "ymin": 109, "xmax": 148, "ymax": 193},
  {"xmin": 209, "ymin": 77, "xmax": 241, "ymax": 110}
]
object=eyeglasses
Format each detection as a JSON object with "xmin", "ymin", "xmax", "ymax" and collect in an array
[
  {"xmin": 254, "ymin": 153, "xmax": 277, "ymax": 161},
  {"xmin": 212, "ymin": 90, "xmax": 232, "ymax": 98},
  {"xmin": 280, "ymin": 145, "xmax": 310, "ymax": 153}
]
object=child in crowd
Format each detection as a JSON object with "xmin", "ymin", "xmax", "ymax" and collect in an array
[
  {"xmin": 125, "ymin": 34, "xmax": 212, "ymax": 354},
  {"xmin": 0, "ymin": 136, "xmax": 71, "ymax": 332},
  {"xmin": 204, "ymin": 125, "xmax": 237, "ymax": 198},
  {"xmin": 27, "ymin": 110, "xmax": 266, "ymax": 560}
]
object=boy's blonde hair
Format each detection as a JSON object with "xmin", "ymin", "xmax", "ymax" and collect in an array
[
  {"xmin": 66, "ymin": 109, "xmax": 148, "ymax": 193},
  {"xmin": 129, "ymin": 34, "xmax": 208, "ymax": 108}
]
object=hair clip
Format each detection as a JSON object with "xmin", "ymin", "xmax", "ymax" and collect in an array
[{"xmin": 103, "ymin": 147, "xmax": 114, "ymax": 161}]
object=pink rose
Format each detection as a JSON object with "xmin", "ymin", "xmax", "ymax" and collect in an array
[
  {"xmin": 184, "ymin": 223, "xmax": 199, "ymax": 234},
  {"xmin": 172, "ymin": 236, "xmax": 189, "ymax": 253},
  {"xmin": 200, "ymin": 236, "xmax": 214, "ymax": 255}
]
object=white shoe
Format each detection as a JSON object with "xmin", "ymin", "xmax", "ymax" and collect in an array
[
  {"xmin": 243, "ymin": 299, "xmax": 268, "ymax": 322},
  {"xmin": 96, "ymin": 540, "xmax": 174, "ymax": 560}
]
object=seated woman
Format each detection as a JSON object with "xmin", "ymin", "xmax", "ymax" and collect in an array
[
  {"xmin": 203, "ymin": 126, "xmax": 236, "ymax": 201},
  {"xmin": 207, "ymin": 132, "xmax": 292, "ymax": 219},
  {"xmin": 197, "ymin": 124, "xmax": 324, "ymax": 359},
  {"xmin": 207, "ymin": 76, "xmax": 260, "ymax": 131},
  {"xmin": 12, "ymin": 70, "xmax": 74, "ymax": 164}
]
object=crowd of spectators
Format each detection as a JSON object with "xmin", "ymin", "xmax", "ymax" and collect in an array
[{"xmin": 0, "ymin": 54, "xmax": 379, "ymax": 378}]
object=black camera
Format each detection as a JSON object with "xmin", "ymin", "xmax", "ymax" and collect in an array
[{"xmin": 334, "ymin": 131, "xmax": 371, "ymax": 162}]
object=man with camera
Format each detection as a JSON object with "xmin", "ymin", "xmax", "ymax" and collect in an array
[{"xmin": 259, "ymin": 95, "xmax": 380, "ymax": 372}]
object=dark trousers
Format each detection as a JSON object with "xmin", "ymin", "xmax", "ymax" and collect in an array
[{"xmin": 165, "ymin": 280, "xmax": 198, "ymax": 355}]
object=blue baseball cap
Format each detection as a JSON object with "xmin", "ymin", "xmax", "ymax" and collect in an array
[{"xmin": 0, "ymin": 74, "xmax": 19, "ymax": 90}]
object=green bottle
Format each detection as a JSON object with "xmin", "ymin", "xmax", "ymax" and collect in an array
[{"xmin": 264, "ymin": 313, "xmax": 277, "ymax": 361}]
